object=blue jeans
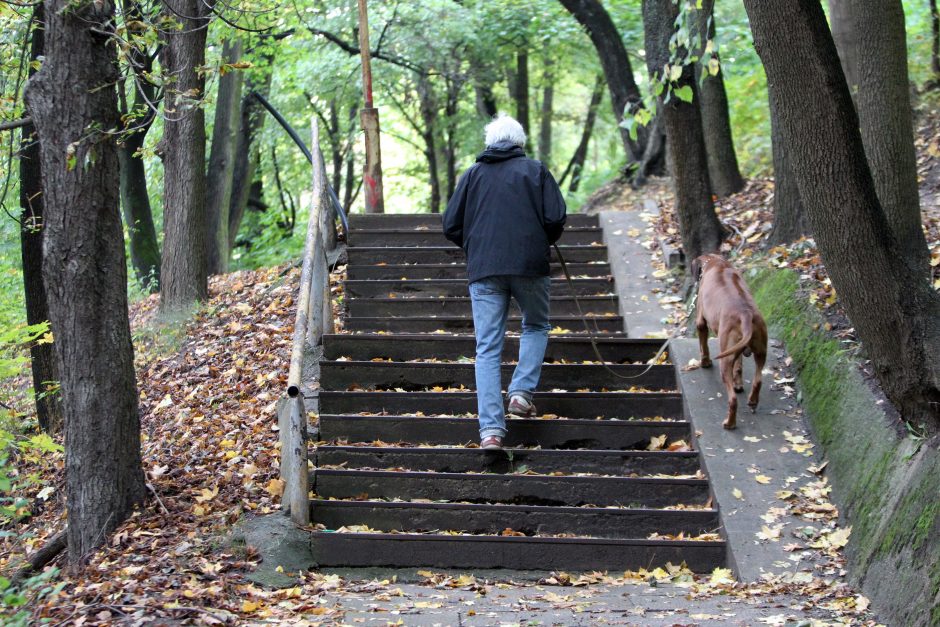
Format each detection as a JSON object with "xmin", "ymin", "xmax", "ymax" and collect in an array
[{"xmin": 468, "ymin": 275, "xmax": 551, "ymax": 439}]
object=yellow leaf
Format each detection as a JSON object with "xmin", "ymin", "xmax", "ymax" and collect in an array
[
  {"xmin": 709, "ymin": 567, "xmax": 734, "ymax": 584},
  {"xmin": 647, "ymin": 434, "xmax": 667, "ymax": 451},
  {"xmin": 241, "ymin": 600, "xmax": 259, "ymax": 613},
  {"xmin": 732, "ymin": 488, "xmax": 744, "ymax": 500},
  {"xmin": 193, "ymin": 505, "xmax": 206, "ymax": 516},
  {"xmin": 755, "ymin": 475, "xmax": 772, "ymax": 484},
  {"xmin": 195, "ymin": 485, "xmax": 219, "ymax": 503},
  {"xmin": 266, "ymin": 478, "xmax": 285, "ymax": 497}
]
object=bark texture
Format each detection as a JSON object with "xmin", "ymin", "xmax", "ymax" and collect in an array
[
  {"xmin": 744, "ymin": 0, "xmax": 940, "ymax": 424},
  {"xmin": 25, "ymin": 0, "xmax": 146, "ymax": 566},
  {"xmin": 19, "ymin": 5, "xmax": 62, "ymax": 434},
  {"xmin": 695, "ymin": 0, "xmax": 744, "ymax": 197},
  {"xmin": 206, "ymin": 39, "xmax": 243, "ymax": 275},
  {"xmin": 159, "ymin": 0, "xmax": 211, "ymax": 312},
  {"xmin": 932, "ymin": 0, "xmax": 940, "ymax": 83},
  {"xmin": 842, "ymin": 0, "xmax": 930, "ymax": 275},
  {"xmin": 767, "ymin": 87, "xmax": 809, "ymax": 245},
  {"xmin": 643, "ymin": 0, "xmax": 723, "ymax": 262},
  {"xmin": 559, "ymin": 0, "xmax": 646, "ymax": 163},
  {"xmin": 511, "ymin": 50, "xmax": 530, "ymax": 136}
]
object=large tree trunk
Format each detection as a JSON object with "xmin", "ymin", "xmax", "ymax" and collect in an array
[
  {"xmin": 159, "ymin": 0, "xmax": 210, "ymax": 313},
  {"xmin": 559, "ymin": 0, "xmax": 646, "ymax": 164},
  {"xmin": 19, "ymin": 5, "xmax": 62, "ymax": 434},
  {"xmin": 474, "ymin": 82, "xmax": 497, "ymax": 118},
  {"xmin": 559, "ymin": 75, "xmax": 605, "ymax": 192},
  {"xmin": 695, "ymin": 0, "xmax": 744, "ymax": 197},
  {"xmin": 838, "ymin": 1, "xmax": 930, "ymax": 276},
  {"xmin": 206, "ymin": 39, "xmax": 243, "ymax": 276},
  {"xmin": 767, "ymin": 88, "xmax": 809, "ymax": 245},
  {"xmin": 25, "ymin": 0, "xmax": 147, "ymax": 567},
  {"xmin": 744, "ymin": 0, "xmax": 940, "ymax": 424},
  {"xmin": 117, "ymin": 0, "xmax": 161, "ymax": 292},
  {"xmin": 643, "ymin": 0, "xmax": 723, "ymax": 263},
  {"xmin": 538, "ymin": 53, "xmax": 554, "ymax": 169},
  {"xmin": 827, "ymin": 0, "xmax": 860, "ymax": 99}
]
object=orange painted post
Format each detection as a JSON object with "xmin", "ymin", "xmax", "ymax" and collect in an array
[{"xmin": 357, "ymin": 0, "xmax": 385, "ymax": 214}]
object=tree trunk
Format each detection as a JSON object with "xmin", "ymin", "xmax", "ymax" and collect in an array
[
  {"xmin": 329, "ymin": 101, "xmax": 343, "ymax": 194},
  {"xmin": 559, "ymin": 0, "xmax": 646, "ymax": 164},
  {"xmin": 206, "ymin": 39, "xmax": 243, "ymax": 276},
  {"xmin": 847, "ymin": 0, "xmax": 930, "ymax": 276},
  {"xmin": 160, "ymin": 0, "xmax": 210, "ymax": 312},
  {"xmin": 931, "ymin": 0, "xmax": 940, "ymax": 83},
  {"xmin": 744, "ymin": 0, "xmax": 940, "ymax": 424},
  {"xmin": 118, "ymin": 130, "xmax": 161, "ymax": 290},
  {"xmin": 229, "ymin": 72, "xmax": 273, "ymax": 252},
  {"xmin": 443, "ymin": 87, "xmax": 460, "ymax": 202},
  {"xmin": 538, "ymin": 53, "xmax": 554, "ymax": 169},
  {"xmin": 643, "ymin": 0, "xmax": 723, "ymax": 263},
  {"xmin": 513, "ymin": 50, "xmax": 530, "ymax": 136},
  {"xmin": 695, "ymin": 0, "xmax": 744, "ymax": 197},
  {"xmin": 767, "ymin": 87, "xmax": 809, "ymax": 245},
  {"xmin": 417, "ymin": 76, "xmax": 442, "ymax": 213},
  {"xmin": 559, "ymin": 75, "xmax": 605, "ymax": 192},
  {"xmin": 827, "ymin": 0, "xmax": 860, "ymax": 100},
  {"xmin": 343, "ymin": 106, "xmax": 358, "ymax": 211},
  {"xmin": 25, "ymin": 0, "xmax": 147, "ymax": 567},
  {"xmin": 19, "ymin": 5, "xmax": 62, "ymax": 434},
  {"xmin": 117, "ymin": 0, "xmax": 161, "ymax": 292},
  {"xmin": 474, "ymin": 82, "xmax": 497, "ymax": 118}
]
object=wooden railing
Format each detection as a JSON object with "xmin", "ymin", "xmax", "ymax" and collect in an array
[{"xmin": 280, "ymin": 118, "xmax": 335, "ymax": 526}]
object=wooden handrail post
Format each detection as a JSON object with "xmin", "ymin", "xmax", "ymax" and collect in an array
[{"xmin": 357, "ymin": 0, "xmax": 385, "ymax": 214}]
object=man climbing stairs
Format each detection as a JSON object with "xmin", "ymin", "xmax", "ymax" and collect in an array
[{"xmin": 306, "ymin": 213, "xmax": 726, "ymax": 571}]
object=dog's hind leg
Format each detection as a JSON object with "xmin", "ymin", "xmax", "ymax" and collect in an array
[
  {"xmin": 696, "ymin": 316, "xmax": 712, "ymax": 368},
  {"xmin": 733, "ymin": 352, "xmax": 744, "ymax": 393},
  {"xmin": 748, "ymin": 345, "xmax": 766, "ymax": 413},
  {"xmin": 720, "ymin": 356, "xmax": 738, "ymax": 429}
]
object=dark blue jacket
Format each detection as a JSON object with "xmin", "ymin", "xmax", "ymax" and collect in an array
[{"xmin": 442, "ymin": 141, "xmax": 567, "ymax": 283}]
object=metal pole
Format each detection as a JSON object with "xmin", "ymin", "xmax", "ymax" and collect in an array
[{"xmin": 357, "ymin": 0, "xmax": 385, "ymax": 214}]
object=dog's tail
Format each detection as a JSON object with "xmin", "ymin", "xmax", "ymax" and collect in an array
[{"xmin": 715, "ymin": 315, "xmax": 753, "ymax": 360}]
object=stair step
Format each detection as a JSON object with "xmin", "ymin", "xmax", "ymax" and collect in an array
[
  {"xmin": 346, "ymin": 245, "xmax": 609, "ymax": 265},
  {"xmin": 322, "ymin": 334, "xmax": 666, "ymax": 362},
  {"xmin": 347, "ymin": 213, "xmax": 600, "ymax": 230},
  {"xmin": 347, "ymin": 295, "xmax": 619, "ymax": 317},
  {"xmin": 310, "ymin": 500, "xmax": 718, "ymax": 539},
  {"xmin": 319, "ymin": 361, "xmax": 675, "ymax": 392},
  {"xmin": 346, "ymin": 262, "xmax": 612, "ymax": 281},
  {"xmin": 316, "ymin": 391, "xmax": 682, "ymax": 419},
  {"xmin": 310, "ymin": 532, "xmax": 726, "ymax": 572},
  {"xmin": 349, "ymin": 227, "xmax": 603, "ymax": 247},
  {"xmin": 317, "ymin": 416, "xmax": 691, "ymax": 449},
  {"xmin": 343, "ymin": 315, "xmax": 625, "ymax": 333},
  {"xmin": 313, "ymin": 469, "xmax": 709, "ymax": 508},
  {"xmin": 315, "ymin": 446, "xmax": 699, "ymax": 475},
  {"xmin": 344, "ymin": 277, "xmax": 615, "ymax": 298}
]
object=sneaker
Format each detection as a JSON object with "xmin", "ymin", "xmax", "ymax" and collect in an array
[
  {"xmin": 480, "ymin": 436, "xmax": 503, "ymax": 450},
  {"xmin": 507, "ymin": 395, "xmax": 537, "ymax": 418}
]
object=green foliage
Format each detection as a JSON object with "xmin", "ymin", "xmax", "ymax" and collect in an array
[{"xmin": 0, "ymin": 568, "xmax": 64, "ymax": 627}]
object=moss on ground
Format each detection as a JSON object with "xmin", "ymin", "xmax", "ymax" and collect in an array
[{"xmin": 747, "ymin": 267, "xmax": 940, "ymax": 626}]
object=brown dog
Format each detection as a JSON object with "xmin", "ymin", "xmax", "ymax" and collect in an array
[{"xmin": 691, "ymin": 254, "xmax": 768, "ymax": 430}]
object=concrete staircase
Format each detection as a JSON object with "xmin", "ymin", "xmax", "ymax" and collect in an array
[{"xmin": 307, "ymin": 213, "xmax": 726, "ymax": 571}]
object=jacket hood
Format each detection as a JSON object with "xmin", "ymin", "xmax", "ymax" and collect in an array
[{"xmin": 477, "ymin": 141, "xmax": 526, "ymax": 163}]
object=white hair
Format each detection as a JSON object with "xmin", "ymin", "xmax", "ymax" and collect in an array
[{"xmin": 484, "ymin": 113, "xmax": 526, "ymax": 147}]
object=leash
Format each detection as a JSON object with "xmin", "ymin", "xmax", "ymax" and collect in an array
[{"xmin": 553, "ymin": 242, "xmax": 693, "ymax": 380}]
